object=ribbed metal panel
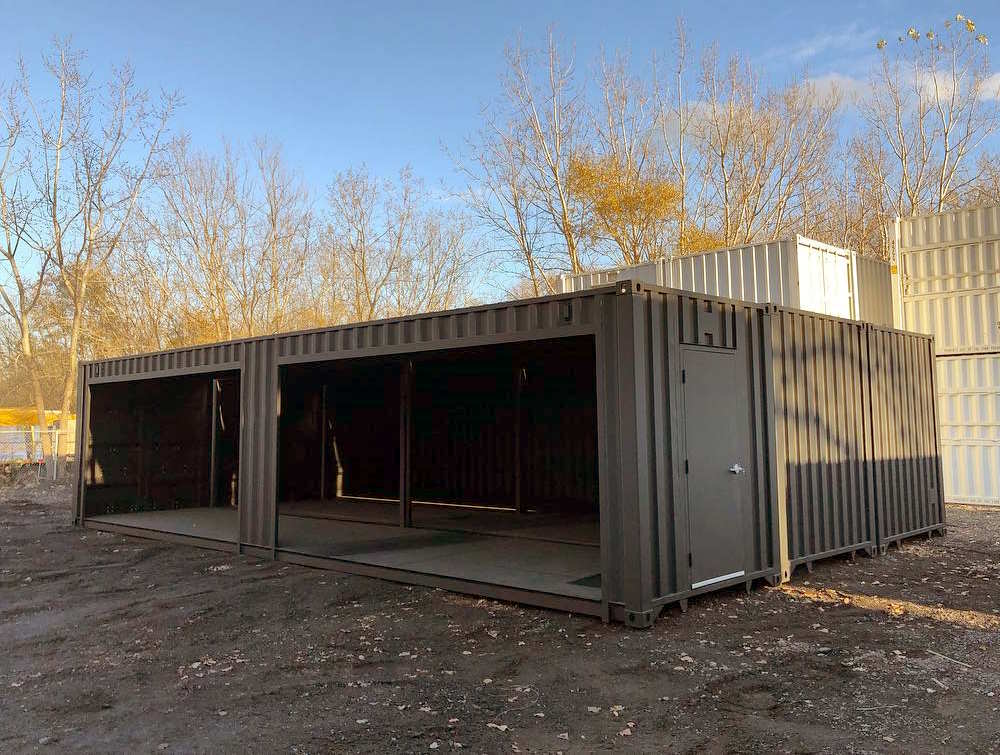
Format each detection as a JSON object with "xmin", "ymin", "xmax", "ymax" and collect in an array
[
  {"xmin": 625, "ymin": 288, "xmax": 779, "ymax": 611},
  {"xmin": 559, "ymin": 267, "xmax": 649, "ymax": 293},
  {"xmin": 239, "ymin": 339, "xmax": 278, "ymax": 550},
  {"xmin": 86, "ymin": 342, "xmax": 243, "ymax": 382},
  {"xmin": 897, "ymin": 205, "xmax": 1000, "ymax": 354},
  {"xmin": 663, "ymin": 240, "xmax": 796, "ymax": 306},
  {"xmin": 82, "ymin": 375, "xmax": 214, "ymax": 517},
  {"xmin": 274, "ymin": 294, "xmax": 603, "ymax": 363},
  {"xmin": 899, "ymin": 290, "xmax": 1000, "ymax": 354},
  {"xmin": 936, "ymin": 354, "xmax": 1000, "ymax": 505},
  {"xmin": 898, "ymin": 204, "xmax": 1000, "ymax": 269},
  {"xmin": 867, "ymin": 326, "xmax": 946, "ymax": 546},
  {"xmin": 557, "ymin": 237, "xmax": 893, "ymax": 326},
  {"xmin": 855, "ymin": 254, "xmax": 895, "ymax": 327},
  {"xmin": 770, "ymin": 310, "xmax": 874, "ymax": 567}
]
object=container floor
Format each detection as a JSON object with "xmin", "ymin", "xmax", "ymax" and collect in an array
[
  {"xmin": 88, "ymin": 507, "xmax": 239, "ymax": 541},
  {"xmin": 87, "ymin": 507, "xmax": 601, "ymax": 602},
  {"xmin": 280, "ymin": 498, "xmax": 600, "ymax": 546}
]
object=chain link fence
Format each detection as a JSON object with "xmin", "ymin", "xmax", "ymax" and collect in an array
[{"xmin": 0, "ymin": 428, "xmax": 77, "ymax": 481}]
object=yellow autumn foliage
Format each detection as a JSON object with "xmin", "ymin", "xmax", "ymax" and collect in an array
[
  {"xmin": 568, "ymin": 154, "xmax": 680, "ymax": 263},
  {"xmin": 568, "ymin": 154, "xmax": 723, "ymax": 260}
]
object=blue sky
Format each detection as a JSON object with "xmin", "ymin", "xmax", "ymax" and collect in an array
[{"xmin": 6, "ymin": 1, "xmax": 1000, "ymax": 193}]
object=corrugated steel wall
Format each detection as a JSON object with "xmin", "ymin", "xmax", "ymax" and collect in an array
[
  {"xmin": 898, "ymin": 289, "xmax": 1000, "ymax": 355},
  {"xmin": 83, "ymin": 375, "xmax": 215, "ymax": 517},
  {"xmin": 558, "ymin": 237, "xmax": 893, "ymax": 326},
  {"xmin": 896, "ymin": 205, "xmax": 1000, "ymax": 506},
  {"xmin": 770, "ymin": 310, "xmax": 875, "ymax": 569},
  {"xmin": 936, "ymin": 354, "xmax": 1000, "ymax": 505},
  {"xmin": 86, "ymin": 342, "xmax": 244, "ymax": 382},
  {"xmin": 622, "ymin": 286, "xmax": 779, "ymax": 616},
  {"xmin": 661, "ymin": 240, "xmax": 797, "ymax": 306},
  {"xmin": 856, "ymin": 254, "xmax": 895, "ymax": 327},
  {"xmin": 867, "ymin": 325, "xmax": 946, "ymax": 545},
  {"xmin": 897, "ymin": 206, "xmax": 1000, "ymax": 354}
]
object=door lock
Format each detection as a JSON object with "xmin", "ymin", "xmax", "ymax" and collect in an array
[{"xmin": 729, "ymin": 463, "xmax": 745, "ymax": 475}]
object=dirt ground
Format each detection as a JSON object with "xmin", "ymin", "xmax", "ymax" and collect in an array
[{"xmin": 2, "ymin": 484, "xmax": 999, "ymax": 754}]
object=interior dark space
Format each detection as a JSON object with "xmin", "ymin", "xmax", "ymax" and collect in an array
[{"xmin": 84, "ymin": 371, "xmax": 240, "ymax": 541}]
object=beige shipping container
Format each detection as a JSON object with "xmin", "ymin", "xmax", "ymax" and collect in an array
[
  {"xmin": 936, "ymin": 354, "xmax": 1000, "ymax": 506},
  {"xmin": 558, "ymin": 236, "xmax": 894, "ymax": 326},
  {"xmin": 895, "ymin": 205, "xmax": 1000, "ymax": 506},
  {"xmin": 894, "ymin": 205, "xmax": 1000, "ymax": 354}
]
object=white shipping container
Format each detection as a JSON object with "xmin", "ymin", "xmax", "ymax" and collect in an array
[
  {"xmin": 558, "ymin": 235, "xmax": 893, "ymax": 325},
  {"xmin": 895, "ymin": 205, "xmax": 1000, "ymax": 354},
  {"xmin": 936, "ymin": 354, "xmax": 1000, "ymax": 506}
]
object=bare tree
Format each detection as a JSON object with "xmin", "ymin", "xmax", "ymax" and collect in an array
[
  {"xmin": 22, "ymin": 41, "xmax": 177, "ymax": 430},
  {"xmin": 696, "ymin": 50, "xmax": 841, "ymax": 246},
  {"xmin": 86, "ymin": 226, "xmax": 178, "ymax": 356},
  {"xmin": 452, "ymin": 117, "xmax": 552, "ymax": 297},
  {"xmin": 151, "ymin": 138, "xmax": 245, "ymax": 342},
  {"xmin": 232, "ymin": 140, "xmax": 314, "ymax": 335},
  {"xmin": 505, "ymin": 32, "xmax": 588, "ymax": 273},
  {"xmin": 325, "ymin": 166, "xmax": 473, "ymax": 321},
  {"xmin": 151, "ymin": 138, "xmax": 315, "ymax": 341},
  {"xmin": 0, "ymin": 77, "xmax": 52, "ymax": 443},
  {"xmin": 456, "ymin": 30, "xmax": 589, "ymax": 289},
  {"xmin": 862, "ymin": 15, "xmax": 999, "ymax": 221},
  {"xmin": 655, "ymin": 18, "xmax": 715, "ymax": 254}
]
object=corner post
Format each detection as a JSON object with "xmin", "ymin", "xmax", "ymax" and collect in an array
[
  {"xmin": 209, "ymin": 378, "xmax": 219, "ymax": 508},
  {"xmin": 617, "ymin": 281, "xmax": 659, "ymax": 628},
  {"xmin": 400, "ymin": 360, "xmax": 413, "ymax": 528},
  {"xmin": 320, "ymin": 383, "xmax": 327, "ymax": 501},
  {"xmin": 514, "ymin": 367, "xmax": 525, "ymax": 514},
  {"xmin": 766, "ymin": 306, "xmax": 791, "ymax": 583},
  {"xmin": 73, "ymin": 363, "xmax": 88, "ymax": 525}
]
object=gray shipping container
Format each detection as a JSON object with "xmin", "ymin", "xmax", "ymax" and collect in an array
[
  {"xmin": 895, "ymin": 205, "xmax": 1000, "ymax": 506},
  {"xmin": 559, "ymin": 236, "xmax": 894, "ymax": 326},
  {"xmin": 75, "ymin": 281, "xmax": 943, "ymax": 626}
]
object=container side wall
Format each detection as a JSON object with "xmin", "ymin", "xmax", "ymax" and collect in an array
[
  {"xmin": 661, "ymin": 240, "xmax": 796, "ymax": 307},
  {"xmin": 900, "ymin": 291, "xmax": 1000, "ymax": 354},
  {"xmin": 936, "ymin": 354, "xmax": 1000, "ymax": 505},
  {"xmin": 559, "ymin": 237, "xmax": 890, "ymax": 327},
  {"xmin": 897, "ymin": 205, "xmax": 1000, "ymax": 354},
  {"xmin": 771, "ymin": 310, "xmax": 875, "ymax": 565},
  {"xmin": 855, "ymin": 254, "xmax": 894, "ymax": 327},
  {"xmin": 632, "ymin": 288, "xmax": 777, "ymax": 610},
  {"xmin": 867, "ymin": 326, "xmax": 946, "ymax": 545}
]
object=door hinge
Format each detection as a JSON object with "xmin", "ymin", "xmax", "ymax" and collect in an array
[
  {"xmin": 681, "ymin": 369, "xmax": 686, "ymax": 383},
  {"xmin": 688, "ymin": 553, "xmax": 693, "ymax": 568},
  {"xmin": 684, "ymin": 459, "xmax": 689, "ymax": 474}
]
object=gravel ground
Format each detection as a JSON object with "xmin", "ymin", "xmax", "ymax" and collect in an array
[{"xmin": 2, "ymin": 483, "xmax": 999, "ymax": 753}]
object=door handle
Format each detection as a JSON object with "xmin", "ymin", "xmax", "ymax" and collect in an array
[{"xmin": 729, "ymin": 463, "xmax": 745, "ymax": 475}]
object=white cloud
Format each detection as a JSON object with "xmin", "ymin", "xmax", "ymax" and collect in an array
[
  {"xmin": 983, "ymin": 72, "xmax": 1000, "ymax": 100},
  {"xmin": 759, "ymin": 23, "xmax": 878, "ymax": 67},
  {"xmin": 807, "ymin": 72, "xmax": 869, "ymax": 104}
]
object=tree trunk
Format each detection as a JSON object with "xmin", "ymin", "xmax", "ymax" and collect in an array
[
  {"xmin": 19, "ymin": 325, "xmax": 53, "ymax": 471},
  {"xmin": 58, "ymin": 290, "xmax": 85, "ymax": 463}
]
